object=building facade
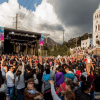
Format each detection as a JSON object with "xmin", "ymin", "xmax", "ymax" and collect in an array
[
  {"xmin": 81, "ymin": 37, "xmax": 93, "ymax": 48},
  {"xmin": 93, "ymin": 5, "xmax": 100, "ymax": 46}
]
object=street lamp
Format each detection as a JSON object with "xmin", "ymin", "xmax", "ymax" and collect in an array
[
  {"xmin": 44, "ymin": 34, "xmax": 50, "ymax": 59},
  {"xmin": 63, "ymin": 30, "xmax": 65, "ymax": 43}
]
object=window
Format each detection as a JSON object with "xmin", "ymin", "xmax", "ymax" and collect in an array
[
  {"xmin": 97, "ymin": 15, "xmax": 98, "ymax": 18},
  {"xmin": 96, "ymin": 25, "xmax": 97, "ymax": 31},
  {"xmin": 96, "ymin": 35, "xmax": 98, "ymax": 38},
  {"xmin": 86, "ymin": 42, "xmax": 87, "ymax": 44},
  {"xmin": 99, "ymin": 25, "xmax": 100, "ymax": 31},
  {"xmin": 95, "ymin": 15, "xmax": 96, "ymax": 18},
  {"xmin": 83, "ymin": 43, "xmax": 84, "ymax": 45},
  {"xmin": 99, "ymin": 14, "xmax": 100, "ymax": 17}
]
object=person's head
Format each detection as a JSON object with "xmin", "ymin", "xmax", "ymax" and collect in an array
[
  {"xmin": 62, "ymin": 64, "xmax": 68, "ymax": 69},
  {"xmin": 78, "ymin": 67, "xmax": 81, "ymax": 71},
  {"xmin": 65, "ymin": 80, "xmax": 76, "ymax": 91},
  {"xmin": 19, "ymin": 62, "xmax": 22, "ymax": 66},
  {"xmin": 64, "ymin": 90, "xmax": 75, "ymax": 100},
  {"xmin": 8, "ymin": 66, "xmax": 14, "ymax": 72},
  {"xmin": 46, "ymin": 68, "xmax": 50, "ymax": 74},
  {"xmin": 56, "ymin": 66, "xmax": 63, "ymax": 72},
  {"xmin": 46, "ymin": 65, "xmax": 50, "ymax": 69},
  {"xmin": 16, "ymin": 70, "xmax": 22, "ymax": 76},
  {"xmin": 81, "ymin": 81, "xmax": 92, "ymax": 94},
  {"xmin": 90, "ymin": 70, "xmax": 94, "ymax": 75},
  {"xmin": 2, "ymin": 61, "xmax": 6, "ymax": 67},
  {"xmin": 75, "ymin": 66, "xmax": 78, "ymax": 70},
  {"xmin": 27, "ymin": 78, "xmax": 34, "ymax": 90},
  {"xmin": 65, "ymin": 65, "xmax": 70, "ymax": 73},
  {"xmin": 80, "ymin": 75, "xmax": 86, "ymax": 81}
]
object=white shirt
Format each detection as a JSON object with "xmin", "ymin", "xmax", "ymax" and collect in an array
[
  {"xmin": 0, "ymin": 83, "xmax": 7, "ymax": 93},
  {"xmin": 15, "ymin": 75, "xmax": 25, "ymax": 89},
  {"xmin": 2, "ymin": 67, "xmax": 6, "ymax": 77},
  {"xmin": 33, "ymin": 74, "xmax": 39, "ymax": 84},
  {"xmin": 6, "ymin": 71, "xmax": 14, "ymax": 87},
  {"xmin": 82, "ymin": 72, "xmax": 88, "ymax": 81}
]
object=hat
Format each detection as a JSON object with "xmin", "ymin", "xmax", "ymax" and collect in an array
[{"xmin": 64, "ymin": 73, "xmax": 75, "ymax": 80}]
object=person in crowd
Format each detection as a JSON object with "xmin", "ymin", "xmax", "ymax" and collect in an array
[
  {"xmin": 0, "ymin": 75, "xmax": 7, "ymax": 93},
  {"xmin": 86, "ymin": 56, "xmax": 94, "ymax": 75},
  {"xmin": 1, "ymin": 61, "xmax": 7, "ymax": 79},
  {"xmin": 64, "ymin": 64, "xmax": 75, "ymax": 82},
  {"xmin": 37, "ymin": 66, "xmax": 43, "ymax": 92},
  {"xmin": 42, "ymin": 68, "xmax": 55, "ymax": 100},
  {"xmin": 56, "ymin": 66, "xmax": 64, "ymax": 87},
  {"xmin": 87, "ymin": 70, "xmax": 96, "ymax": 100},
  {"xmin": 75, "ymin": 81, "xmax": 92, "ymax": 100},
  {"xmin": 18, "ymin": 62, "xmax": 25, "ymax": 75},
  {"xmin": 82, "ymin": 68, "xmax": 88, "ymax": 80},
  {"xmin": 6, "ymin": 66, "xmax": 15, "ymax": 100},
  {"xmin": 32, "ymin": 69, "xmax": 39, "ymax": 90},
  {"xmin": 25, "ymin": 65, "xmax": 33, "ymax": 87},
  {"xmin": 15, "ymin": 70, "xmax": 25, "ymax": 100},
  {"xmin": 49, "ymin": 80, "xmax": 75, "ymax": 100},
  {"xmin": 0, "ymin": 54, "xmax": 100, "ymax": 100},
  {"xmin": 78, "ymin": 75, "xmax": 86, "ymax": 88},
  {"xmin": 24, "ymin": 78, "xmax": 43, "ymax": 100}
]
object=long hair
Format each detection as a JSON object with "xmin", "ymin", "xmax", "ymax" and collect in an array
[
  {"xmin": 16, "ymin": 71, "xmax": 22, "ymax": 81},
  {"xmin": 65, "ymin": 90, "xmax": 75, "ymax": 100}
]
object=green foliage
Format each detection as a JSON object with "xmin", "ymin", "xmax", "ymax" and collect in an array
[
  {"xmin": 41, "ymin": 33, "xmax": 92, "ymax": 57},
  {"xmin": 45, "ymin": 44, "xmax": 70, "ymax": 56}
]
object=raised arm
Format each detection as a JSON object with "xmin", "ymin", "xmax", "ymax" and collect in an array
[
  {"xmin": 49, "ymin": 80, "xmax": 61, "ymax": 100},
  {"xmin": 59, "ymin": 57, "xmax": 63, "ymax": 65},
  {"xmin": 50, "ymin": 60, "xmax": 56, "ymax": 79}
]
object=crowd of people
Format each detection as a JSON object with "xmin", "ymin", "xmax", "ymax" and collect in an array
[{"xmin": 0, "ymin": 54, "xmax": 100, "ymax": 100}]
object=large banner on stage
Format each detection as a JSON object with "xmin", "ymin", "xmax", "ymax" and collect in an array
[
  {"xmin": 40, "ymin": 33, "xmax": 44, "ymax": 46},
  {"xmin": 0, "ymin": 27, "xmax": 4, "ymax": 41},
  {"xmin": 0, "ymin": 27, "xmax": 4, "ymax": 53}
]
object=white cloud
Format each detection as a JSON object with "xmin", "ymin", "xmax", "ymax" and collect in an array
[{"xmin": 0, "ymin": 0, "xmax": 70, "ymax": 44}]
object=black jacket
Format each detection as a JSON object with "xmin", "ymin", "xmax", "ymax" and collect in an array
[{"xmin": 74, "ymin": 88, "xmax": 91, "ymax": 100}]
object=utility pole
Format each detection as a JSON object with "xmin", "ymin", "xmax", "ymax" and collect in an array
[
  {"xmin": 44, "ymin": 34, "xmax": 50, "ymax": 59},
  {"xmin": 13, "ymin": 13, "xmax": 20, "ymax": 29},
  {"xmin": 63, "ymin": 30, "xmax": 65, "ymax": 43},
  {"xmin": 16, "ymin": 14, "xmax": 18, "ymax": 29}
]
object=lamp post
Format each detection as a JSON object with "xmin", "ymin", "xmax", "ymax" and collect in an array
[
  {"xmin": 76, "ymin": 38, "xmax": 77, "ymax": 58},
  {"xmin": 63, "ymin": 30, "xmax": 65, "ymax": 43},
  {"xmin": 44, "ymin": 34, "xmax": 50, "ymax": 59}
]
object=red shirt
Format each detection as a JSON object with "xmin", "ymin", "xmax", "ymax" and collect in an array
[
  {"xmin": 87, "ymin": 75, "xmax": 96, "ymax": 92},
  {"xmin": 84, "ymin": 59, "xmax": 87, "ymax": 62},
  {"xmin": 76, "ymin": 71, "xmax": 82, "ymax": 76}
]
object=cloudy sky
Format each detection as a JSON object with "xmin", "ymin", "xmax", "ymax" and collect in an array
[{"xmin": 0, "ymin": 0, "xmax": 100, "ymax": 44}]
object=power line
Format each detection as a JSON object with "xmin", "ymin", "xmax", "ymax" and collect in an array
[
  {"xmin": 18, "ymin": 0, "xmax": 29, "ymax": 18},
  {"xmin": 19, "ymin": 0, "xmax": 41, "ymax": 29},
  {"xmin": 21, "ymin": 0, "xmax": 35, "ymax": 19},
  {"xmin": 0, "ymin": 14, "xmax": 14, "ymax": 18}
]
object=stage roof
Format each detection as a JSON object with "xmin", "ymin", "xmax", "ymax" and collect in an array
[{"xmin": 4, "ymin": 27, "xmax": 41, "ymax": 44}]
